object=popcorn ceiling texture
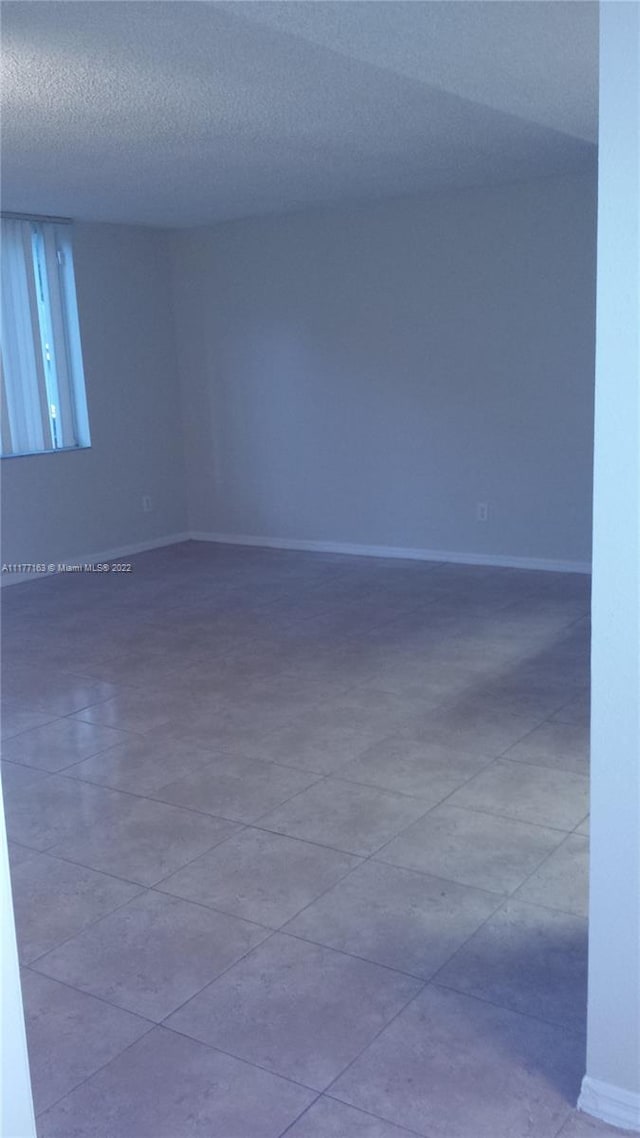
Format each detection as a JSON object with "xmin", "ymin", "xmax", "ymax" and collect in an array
[{"xmin": 1, "ymin": 1, "xmax": 598, "ymax": 227}]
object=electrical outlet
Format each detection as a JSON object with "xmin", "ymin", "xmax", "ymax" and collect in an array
[
  {"xmin": 476, "ymin": 501, "xmax": 488, "ymax": 523},
  {"xmin": 142, "ymin": 495, "xmax": 152, "ymax": 513}
]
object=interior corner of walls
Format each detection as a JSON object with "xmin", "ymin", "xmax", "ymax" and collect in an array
[{"xmin": 0, "ymin": 533, "xmax": 192, "ymax": 587}]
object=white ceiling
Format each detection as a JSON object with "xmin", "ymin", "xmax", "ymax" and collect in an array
[{"xmin": 1, "ymin": 1, "xmax": 598, "ymax": 229}]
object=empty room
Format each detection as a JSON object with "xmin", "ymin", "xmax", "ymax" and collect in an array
[{"xmin": 1, "ymin": 3, "xmax": 639, "ymax": 1138}]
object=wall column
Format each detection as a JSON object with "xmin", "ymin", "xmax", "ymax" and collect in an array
[
  {"xmin": 578, "ymin": 1, "xmax": 640, "ymax": 1130},
  {"xmin": 1, "ymin": 783, "xmax": 36, "ymax": 1138}
]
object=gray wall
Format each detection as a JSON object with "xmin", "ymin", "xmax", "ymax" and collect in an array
[
  {"xmin": 1, "ymin": 223, "xmax": 188, "ymax": 566},
  {"xmin": 171, "ymin": 172, "xmax": 597, "ymax": 567},
  {"xmin": 2, "ymin": 174, "xmax": 597, "ymax": 572}
]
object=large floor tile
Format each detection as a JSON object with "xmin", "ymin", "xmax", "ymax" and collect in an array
[
  {"xmin": 145, "ymin": 709, "xmax": 284, "ymax": 756},
  {"xmin": 437, "ymin": 899, "xmax": 588, "ymax": 1031},
  {"xmin": 71, "ymin": 688, "xmax": 199, "ymax": 734},
  {"xmin": 36, "ymin": 1025, "xmax": 314, "ymax": 1138},
  {"xmin": 377, "ymin": 803, "xmax": 565, "ymax": 893},
  {"xmin": 258, "ymin": 778, "xmax": 430, "ymax": 856},
  {"xmin": 448, "ymin": 760, "xmax": 590, "ymax": 831},
  {"xmin": 410, "ymin": 698, "xmax": 539, "ymax": 757},
  {"xmin": 21, "ymin": 969, "xmax": 150, "ymax": 1115},
  {"xmin": 0, "ymin": 699, "xmax": 56, "ymax": 741},
  {"xmin": 516, "ymin": 657, "xmax": 589, "ymax": 696},
  {"xmin": 158, "ymin": 827, "xmax": 360, "ymax": 927},
  {"xmin": 515, "ymin": 833, "xmax": 589, "ymax": 917},
  {"xmin": 166, "ymin": 932, "xmax": 422, "ymax": 1090},
  {"xmin": 3, "ymin": 771, "xmax": 127, "ymax": 851},
  {"xmin": 315, "ymin": 688, "xmax": 438, "ymax": 735},
  {"xmin": 33, "ymin": 888, "xmax": 268, "ymax": 1021},
  {"xmin": 285, "ymin": 1097, "xmax": 413, "ymax": 1137},
  {"xmin": 1, "ymin": 667, "xmax": 126, "ymax": 717},
  {"xmin": 358, "ymin": 656, "xmax": 480, "ymax": 707},
  {"xmin": 464, "ymin": 675, "xmax": 579, "ymax": 720},
  {"xmin": 66, "ymin": 733, "xmax": 217, "ymax": 795},
  {"xmin": 504, "ymin": 721, "xmax": 589, "ymax": 775},
  {"xmin": 341, "ymin": 734, "xmax": 496, "ymax": 802},
  {"xmin": 11, "ymin": 853, "xmax": 141, "ymax": 963},
  {"xmin": 1, "ymin": 758, "xmax": 51, "ymax": 795},
  {"xmin": 1, "ymin": 717, "xmax": 131, "ymax": 773},
  {"xmin": 8, "ymin": 840, "xmax": 37, "ymax": 868},
  {"xmin": 49, "ymin": 794, "xmax": 239, "ymax": 884},
  {"xmin": 285, "ymin": 859, "xmax": 500, "ymax": 978},
  {"xmin": 244, "ymin": 714, "xmax": 385, "ymax": 774},
  {"xmin": 2, "ymin": 548, "xmax": 596, "ymax": 1138},
  {"xmin": 551, "ymin": 691, "xmax": 590, "ymax": 727},
  {"xmin": 155, "ymin": 752, "xmax": 319, "ymax": 823},
  {"xmin": 80, "ymin": 648, "xmax": 206, "ymax": 691},
  {"xmin": 219, "ymin": 671, "xmax": 351, "ymax": 722},
  {"xmin": 331, "ymin": 984, "xmax": 584, "ymax": 1138}
]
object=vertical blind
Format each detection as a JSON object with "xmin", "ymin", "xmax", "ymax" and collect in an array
[{"xmin": 1, "ymin": 218, "xmax": 90, "ymax": 457}]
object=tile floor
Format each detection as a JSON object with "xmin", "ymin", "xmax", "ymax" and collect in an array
[{"xmin": 0, "ymin": 541, "xmax": 621, "ymax": 1137}]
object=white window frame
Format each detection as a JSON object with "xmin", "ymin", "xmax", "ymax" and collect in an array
[{"xmin": 1, "ymin": 214, "xmax": 91, "ymax": 459}]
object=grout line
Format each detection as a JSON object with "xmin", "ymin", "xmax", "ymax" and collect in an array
[
  {"xmin": 421, "ymin": 791, "xmax": 587, "ymax": 834},
  {"xmin": 21, "ymin": 962, "xmax": 158, "ymax": 1028},
  {"xmin": 277, "ymin": 1095, "xmax": 428, "ymax": 1138},
  {"xmin": 499, "ymin": 753, "xmax": 589, "ymax": 777},
  {"xmin": 32, "ymin": 996, "xmax": 334, "ymax": 1126},
  {"xmin": 19, "ymin": 751, "xmax": 327, "ymax": 818},
  {"xmin": 318, "ymin": 976, "xmax": 431, "ymax": 1104},
  {"xmin": 11, "ymin": 844, "xmax": 168, "ymax": 888},
  {"xmin": 152, "ymin": 844, "xmax": 364, "ymax": 924},
  {"xmin": 272, "ymin": 924, "xmax": 466, "ymax": 984},
  {"xmin": 419, "ymin": 801, "xmax": 578, "ymax": 837},
  {"xmin": 40, "ymin": 815, "xmax": 249, "ymax": 888},
  {"xmin": 331, "ymin": 753, "xmax": 499, "ymax": 810},
  {"xmin": 319, "ymin": 973, "xmax": 585, "ymax": 1136},
  {"xmin": 29, "ymin": 1019, "xmax": 157, "ymax": 1121},
  {"xmin": 23, "ymin": 884, "xmax": 149, "ymax": 969},
  {"xmin": 275, "ymin": 1097, "xmax": 324, "ymax": 1138},
  {"xmin": 156, "ymin": 926, "xmax": 283, "ymax": 1026},
  {"xmin": 1, "ymin": 731, "xmax": 150, "ymax": 778},
  {"xmin": 26, "ymin": 917, "xmax": 283, "ymax": 1060},
  {"xmin": 158, "ymin": 1020, "xmax": 325, "ymax": 1095},
  {"xmin": 429, "ymin": 978, "xmax": 588, "ymax": 1038},
  {"xmin": 368, "ymin": 770, "xmax": 578, "ymax": 863},
  {"xmin": 508, "ymin": 832, "xmax": 589, "ymax": 917}
]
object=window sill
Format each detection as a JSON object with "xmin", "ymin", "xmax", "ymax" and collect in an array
[{"xmin": 1, "ymin": 444, "xmax": 92, "ymax": 460}]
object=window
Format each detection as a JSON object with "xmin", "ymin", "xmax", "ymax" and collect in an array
[{"xmin": 1, "ymin": 217, "xmax": 90, "ymax": 457}]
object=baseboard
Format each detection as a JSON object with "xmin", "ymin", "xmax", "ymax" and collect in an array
[
  {"xmin": 2, "ymin": 529, "xmax": 592, "ymax": 585},
  {"xmin": 189, "ymin": 530, "xmax": 592, "ymax": 575},
  {"xmin": 578, "ymin": 1075, "xmax": 640, "ymax": 1132},
  {"xmin": 0, "ymin": 533, "xmax": 192, "ymax": 586}
]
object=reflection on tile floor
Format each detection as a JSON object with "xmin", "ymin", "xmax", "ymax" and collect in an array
[{"xmin": 0, "ymin": 541, "xmax": 606, "ymax": 1137}]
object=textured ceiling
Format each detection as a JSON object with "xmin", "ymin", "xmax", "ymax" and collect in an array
[{"xmin": 1, "ymin": 1, "xmax": 598, "ymax": 228}]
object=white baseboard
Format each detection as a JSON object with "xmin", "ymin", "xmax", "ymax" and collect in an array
[
  {"xmin": 578, "ymin": 1075, "xmax": 640, "ymax": 1132},
  {"xmin": 0, "ymin": 533, "xmax": 191, "ymax": 586},
  {"xmin": 189, "ymin": 530, "xmax": 592, "ymax": 575},
  {"xmin": 2, "ymin": 529, "xmax": 592, "ymax": 586}
]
